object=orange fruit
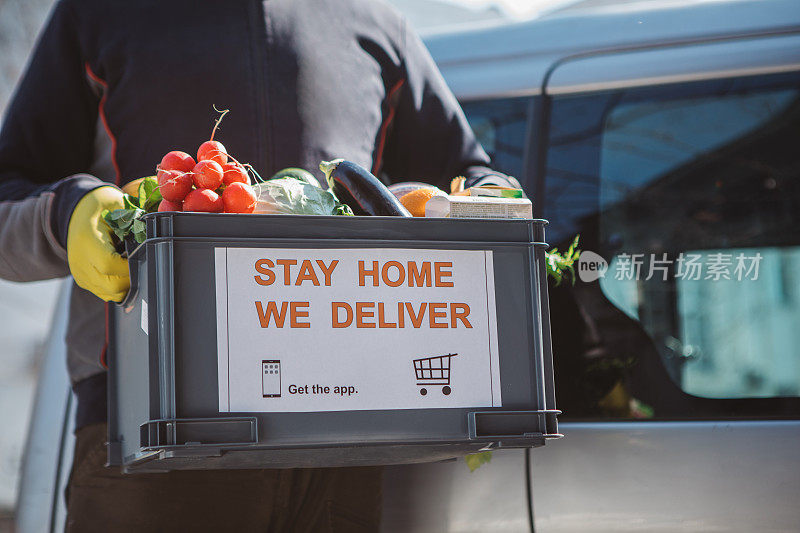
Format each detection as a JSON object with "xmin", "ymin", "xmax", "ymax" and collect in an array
[{"xmin": 399, "ymin": 187, "xmax": 444, "ymax": 217}]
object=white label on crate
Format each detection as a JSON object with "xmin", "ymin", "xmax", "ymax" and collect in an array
[
  {"xmin": 140, "ymin": 299, "xmax": 148, "ymax": 335},
  {"xmin": 214, "ymin": 247, "xmax": 501, "ymax": 413}
]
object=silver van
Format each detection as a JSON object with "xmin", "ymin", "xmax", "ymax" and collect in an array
[{"xmin": 16, "ymin": 0, "xmax": 800, "ymax": 531}]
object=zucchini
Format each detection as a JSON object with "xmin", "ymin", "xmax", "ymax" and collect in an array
[{"xmin": 320, "ymin": 159, "xmax": 412, "ymax": 217}]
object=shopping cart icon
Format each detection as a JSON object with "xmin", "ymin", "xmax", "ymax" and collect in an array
[{"xmin": 413, "ymin": 353, "xmax": 457, "ymax": 396}]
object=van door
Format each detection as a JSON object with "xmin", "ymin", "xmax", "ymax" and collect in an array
[
  {"xmin": 531, "ymin": 35, "xmax": 800, "ymax": 532},
  {"xmin": 382, "ymin": 94, "xmax": 538, "ymax": 533}
]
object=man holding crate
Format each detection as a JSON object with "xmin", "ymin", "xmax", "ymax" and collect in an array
[{"xmin": 0, "ymin": 0, "xmax": 515, "ymax": 530}]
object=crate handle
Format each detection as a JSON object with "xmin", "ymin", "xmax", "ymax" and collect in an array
[
  {"xmin": 140, "ymin": 417, "xmax": 258, "ymax": 449},
  {"xmin": 468, "ymin": 410, "xmax": 562, "ymax": 440},
  {"xmin": 117, "ymin": 238, "xmax": 143, "ymax": 310}
]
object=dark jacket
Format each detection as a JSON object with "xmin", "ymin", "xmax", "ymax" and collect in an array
[{"xmin": 0, "ymin": 0, "xmax": 511, "ymax": 427}]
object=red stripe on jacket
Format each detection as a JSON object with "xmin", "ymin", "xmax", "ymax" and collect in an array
[
  {"xmin": 84, "ymin": 63, "xmax": 121, "ymax": 186},
  {"xmin": 372, "ymin": 79, "xmax": 405, "ymax": 176}
]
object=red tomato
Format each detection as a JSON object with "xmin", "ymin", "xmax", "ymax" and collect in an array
[
  {"xmin": 222, "ymin": 182, "xmax": 257, "ymax": 213},
  {"xmin": 183, "ymin": 188, "xmax": 223, "ymax": 212},
  {"xmin": 158, "ymin": 199, "xmax": 183, "ymax": 212},
  {"xmin": 192, "ymin": 160, "xmax": 224, "ymax": 190},
  {"xmin": 157, "ymin": 169, "xmax": 193, "ymax": 201},
  {"xmin": 159, "ymin": 151, "xmax": 196, "ymax": 173},
  {"xmin": 221, "ymin": 162, "xmax": 250, "ymax": 186},
  {"xmin": 197, "ymin": 141, "xmax": 228, "ymax": 166}
]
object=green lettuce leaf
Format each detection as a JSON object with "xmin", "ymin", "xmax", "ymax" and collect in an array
[
  {"xmin": 269, "ymin": 167, "xmax": 319, "ymax": 187},
  {"xmin": 254, "ymin": 177, "xmax": 353, "ymax": 216},
  {"xmin": 465, "ymin": 451, "xmax": 493, "ymax": 472},
  {"xmin": 102, "ymin": 180, "xmax": 161, "ymax": 245},
  {"xmin": 138, "ymin": 176, "xmax": 162, "ymax": 212},
  {"xmin": 546, "ymin": 234, "xmax": 581, "ymax": 285},
  {"xmin": 103, "ymin": 206, "xmax": 145, "ymax": 243}
]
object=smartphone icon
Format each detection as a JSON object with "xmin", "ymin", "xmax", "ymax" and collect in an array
[{"xmin": 262, "ymin": 360, "xmax": 281, "ymax": 398}]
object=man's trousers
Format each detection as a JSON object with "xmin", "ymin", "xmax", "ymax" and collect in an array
[{"xmin": 65, "ymin": 423, "xmax": 383, "ymax": 532}]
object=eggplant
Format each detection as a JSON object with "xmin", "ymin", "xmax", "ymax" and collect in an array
[{"xmin": 320, "ymin": 159, "xmax": 412, "ymax": 217}]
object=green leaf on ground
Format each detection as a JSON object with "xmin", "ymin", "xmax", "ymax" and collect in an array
[{"xmin": 465, "ymin": 451, "xmax": 493, "ymax": 472}]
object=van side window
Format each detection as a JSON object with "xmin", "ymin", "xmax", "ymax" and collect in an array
[
  {"xmin": 545, "ymin": 72, "xmax": 800, "ymax": 417},
  {"xmin": 460, "ymin": 97, "xmax": 532, "ymax": 187}
]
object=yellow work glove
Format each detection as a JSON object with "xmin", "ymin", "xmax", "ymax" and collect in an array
[{"xmin": 67, "ymin": 186, "xmax": 130, "ymax": 302}]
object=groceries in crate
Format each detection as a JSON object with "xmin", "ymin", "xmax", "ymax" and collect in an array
[
  {"xmin": 252, "ymin": 176, "xmax": 352, "ymax": 216},
  {"xmin": 438, "ymin": 176, "xmax": 531, "ymax": 218},
  {"xmin": 320, "ymin": 159, "xmax": 411, "ymax": 217},
  {"xmin": 101, "ymin": 107, "xmax": 544, "ymax": 256},
  {"xmin": 101, "ymin": 109, "xmax": 347, "ymax": 243},
  {"xmin": 154, "ymin": 109, "xmax": 259, "ymax": 214},
  {"xmin": 449, "ymin": 176, "xmax": 525, "ymax": 198},
  {"xmin": 387, "ymin": 181, "xmax": 441, "ymax": 199},
  {"xmin": 453, "ymin": 186, "xmax": 525, "ymax": 199},
  {"xmin": 387, "ymin": 175, "xmax": 532, "ymax": 219},
  {"xmin": 425, "ymin": 195, "xmax": 533, "ymax": 219},
  {"xmin": 396, "ymin": 187, "xmax": 447, "ymax": 217}
]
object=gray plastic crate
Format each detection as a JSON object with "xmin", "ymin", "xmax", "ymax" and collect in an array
[{"xmin": 108, "ymin": 212, "xmax": 559, "ymax": 472}]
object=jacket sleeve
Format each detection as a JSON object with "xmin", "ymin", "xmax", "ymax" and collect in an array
[
  {"xmin": 379, "ymin": 18, "xmax": 519, "ymax": 191},
  {"xmin": 0, "ymin": 0, "xmax": 106, "ymax": 282}
]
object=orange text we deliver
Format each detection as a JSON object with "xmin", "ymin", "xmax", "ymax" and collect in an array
[{"xmin": 251, "ymin": 257, "xmax": 474, "ymax": 329}]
